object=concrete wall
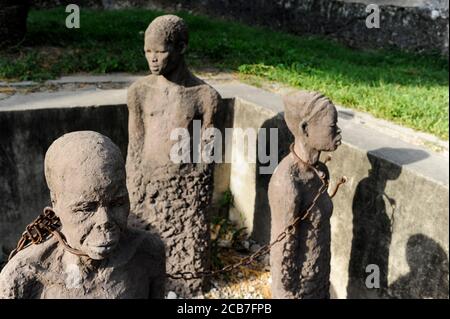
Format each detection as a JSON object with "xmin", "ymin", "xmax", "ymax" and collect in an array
[
  {"xmin": 328, "ymin": 143, "xmax": 449, "ymax": 299},
  {"xmin": 0, "ymin": 82, "xmax": 448, "ymax": 298}
]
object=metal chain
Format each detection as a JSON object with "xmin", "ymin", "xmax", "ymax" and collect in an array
[
  {"xmin": 167, "ymin": 179, "xmax": 330, "ymax": 280},
  {"xmin": 167, "ymin": 145, "xmax": 347, "ymax": 280},
  {"xmin": 8, "ymin": 207, "xmax": 88, "ymax": 261}
]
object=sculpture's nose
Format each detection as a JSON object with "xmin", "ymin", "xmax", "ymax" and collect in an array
[
  {"xmin": 95, "ymin": 206, "xmax": 114, "ymax": 231},
  {"xmin": 151, "ymin": 53, "xmax": 158, "ymax": 63}
]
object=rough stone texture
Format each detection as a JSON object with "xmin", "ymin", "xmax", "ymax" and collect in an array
[
  {"xmin": 268, "ymin": 91, "xmax": 342, "ymax": 298},
  {"xmin": 0, "ymin": 1, "xmax": 30, "ymax": 47},
  {"xmin": 0, "ymin": 80, "xmax": 448, "ymax": 299},
  {"xmin": 125, "ymin": 15, "xmax": 222, "ymax": 297},
  {"xmin": 0, "ymin": 131, "xmax": 166, "ymax": 298}
]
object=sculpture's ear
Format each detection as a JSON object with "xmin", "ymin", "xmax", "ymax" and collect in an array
[
  {"xmin": 50, "ymin": 191, "xmax": 57, "ymax": 206},
  {"xmin": 179, "ymin": 41, "xmax": 187, "ymax": 54},
  {"xmin": 300, "ymin": 120, "xmax": 308, "ymax": 137}
]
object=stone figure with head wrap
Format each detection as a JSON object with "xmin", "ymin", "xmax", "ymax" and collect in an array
[{"xmin": 269, "ymin": 91, "xmax": 342, "ymax": 299}]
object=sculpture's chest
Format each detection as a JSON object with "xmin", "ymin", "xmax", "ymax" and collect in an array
[
  {"xmin": 293, "ymin": 174, "xmax": 333, "ymax": 222},
  {"xmin": 38, "ymin": 264, "xmax": 150, "ymax": 299},
  {"xmin": 141, "ymin": 86, "xmax": 203, "ymax": 125}
]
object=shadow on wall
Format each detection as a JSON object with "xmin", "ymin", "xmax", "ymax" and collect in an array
[
  {"xmin": 248, "ymin": 116, "xmax": 446, "ymax": 299},
  {"xmin": 251, "ymin": 112, "xmax": 293, "ymax": 245},
  {"xmin": 346, "ymin": 147, "xmax": 431, "ymax": 299},
  {"xmin": 387, "ymin": 233, "xmax": 449, "ymax": 299}
]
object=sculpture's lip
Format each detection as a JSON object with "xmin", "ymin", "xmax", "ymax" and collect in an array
[
  {"xmin": 88, "ymin": 242, "xmax": 118, "ymax": 255},
  {"xmin": 89, "ymin": 240, "xmax": 118, "ymax": 248}
]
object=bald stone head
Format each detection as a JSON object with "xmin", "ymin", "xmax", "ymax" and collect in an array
[
  {"xmin": 144, "ymin": 14, "xmax": 188, "ymax": 76},
  {"xmin": 283, "ymin": 90, "xmax": 342, "ymax": 152},
  {"xmin": 45, "ymin": 131, "xmax": 129, "ymax": 260}
]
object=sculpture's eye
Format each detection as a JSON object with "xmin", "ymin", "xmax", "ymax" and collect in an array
[{"xmin": 74, "ymin": 202, "xmax": 98, "ymax": 213}]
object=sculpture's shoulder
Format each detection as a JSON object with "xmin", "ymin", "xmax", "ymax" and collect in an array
[
  {"xmin": 186, "ymin": 73, "xmax": 221, "ymax": 105},
  {"xmin": 268, "ymin": 155, "xmax": 300, "ymax": 219},
  {"xmin": 127, "ymin": 75, "xmax": 157, "ymax": 105},
  {"xmin": 269, "ymin": 154, "xmax": 297, "ymax": 189},
  {"xmin": 2, "ymin": 237, "xmax": 58, "ymax": 272},
  {"xmin": 130, "ymin": 75, "xmax": 157, "ymax": 91},
  {"xmin": 0, "ymin": 238, "xmax": 58, "ymax": 298},
  {"xmin": 199, "ymin": 82, "xmax": 221, "ymax": 106}
]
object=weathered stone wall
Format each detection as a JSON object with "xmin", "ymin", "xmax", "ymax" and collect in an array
[{"xmin": 31, "ymin": 0, "xmax": 449, "ymax": 54}]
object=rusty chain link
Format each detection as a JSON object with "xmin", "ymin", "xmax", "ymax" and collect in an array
[{"xmin": 8, "ymin": 207, "xmax": 88, "ymax": 261}]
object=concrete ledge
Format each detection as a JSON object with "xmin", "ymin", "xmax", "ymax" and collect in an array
[{"xmin": 0, "ymin": 80, "xmax": 448, "ymax": 298}]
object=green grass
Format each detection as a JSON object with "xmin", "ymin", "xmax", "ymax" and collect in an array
[{"xmin": 0, "ymin": 8, "xmax": 448, "ymax": 139}]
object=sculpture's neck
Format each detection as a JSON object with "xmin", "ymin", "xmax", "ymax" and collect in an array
[
  {"xmin": 161, "ymin": 59, "xmax": 191, "ymax": 86},
  {"xmin": 293, "ymin": 138, "xmax": 320, "ymax": 165}
]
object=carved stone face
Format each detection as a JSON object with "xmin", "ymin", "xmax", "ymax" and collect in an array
[
  {"xmin": 45, "ymin": 132, "xmax": 130, "ymax": 261},
  {"xmin": 53, "ymin": 165, "xmax": 130, "ymax": 260},
  {"xmin": 304, "ymin": 104, "xmax": 342, "ymax": 152},
  {"xmin": 144, "ymin": 33, "xmax": 183, "ymax": 76}
]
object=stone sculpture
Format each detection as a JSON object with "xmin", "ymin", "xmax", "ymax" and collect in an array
[
  {"xmin": 0, "ymin": 131, "xmax": 165, "ymax": 299},
  {"xmin": 126, "ymin": 15, "xmax": 221, "ymax": 297},
  {"xmin": 269, "ymin": 91, "xmax": 342, "ymax": 299}
]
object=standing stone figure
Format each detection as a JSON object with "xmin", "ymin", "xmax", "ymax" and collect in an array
[
  {"xmin": 0, "ymin": 131, "xmax": 165, "ymax": 299},
  {"xmin": 126, "ymin": 15, "xmax": 221, "ymax": 297},
  {"xmin": 269, "ymin": 91, "xmax": 342, "ymax": 299}
]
